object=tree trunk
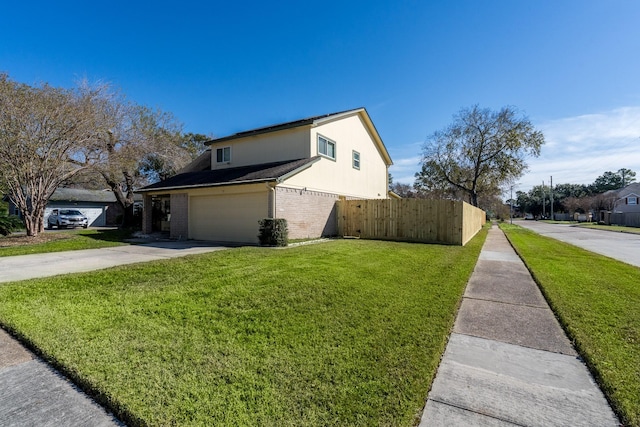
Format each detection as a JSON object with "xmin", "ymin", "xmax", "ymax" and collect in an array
[
  {"xmin": 121, "ymin": 204, "xmax": 135, "ymax": 228},
  {"xmin": 10, "ymin": 194, "xmax": 47, "ymax": 237},
  {"xmin": 24, "ymin": 216, "xmax": 37, "ymax": 237},
  {"xmin": 469, "ymin": 191, "xmax": 479, "ymax": 207},
  {"xmin": 103, "ymin": 170, "xmax": 136, "ymax": 228}
]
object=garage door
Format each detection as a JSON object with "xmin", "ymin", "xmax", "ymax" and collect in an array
[
  {"xmin": 44, "ymin": 206, "xmax": 107, "ymax": 227},
  {"xmin": 190, "ymin": 192, "xmax": 268, "ymax": 244}
]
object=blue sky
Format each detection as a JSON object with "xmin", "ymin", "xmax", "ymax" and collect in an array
[{"xmin": 2, "ymin": 1, "xmax": 640, "ymax": 193}]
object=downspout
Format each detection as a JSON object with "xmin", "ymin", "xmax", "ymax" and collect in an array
[{"xmin": 267, "ymin": 182, "xmax": 277, "ymax": 218}]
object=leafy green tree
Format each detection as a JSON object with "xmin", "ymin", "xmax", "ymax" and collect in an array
[
  {"xmin": 590, "ymin": 169, "xmax": 636, "ymax": 193},
  {"xmin": 77, "ymin": 82, "xmax": 188, "ymax": 227},
  {"xmin": 591, "ymin": 171, "xmax": 624, "ymax": 193},
  {"xmin": 416, "ymin": 105, "xmax": 544, "ymax": 207},
  {"xmin": 617, "ymin": 168, "xmax": 636, "ymax": 187},
  {"xmin": 516, "ymin": 187, "xmax": 545, "ymax": 216},
  {"xmin": 551, "ymin": 183, "xmax": 591, "ymax": 212},
  {"xmin": 140, "ymin": 132, "xmax": 210, "ymax": 182}
]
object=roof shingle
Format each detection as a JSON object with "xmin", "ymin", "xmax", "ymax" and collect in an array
[
  {"xmin": 138, "ymin": 157, "xmax": 319, "ymax": 192},
  {"xmin": 205, "ymin": 108, "xmax": 363, "ymax": 145}
]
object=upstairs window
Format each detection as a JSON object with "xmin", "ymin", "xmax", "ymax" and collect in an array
[
  {"xmin": 318, "ymin": 135, "xmax": 336, "ymax": 160},
  {"xmin": 216, "ymin": 146, "xmax": 231, "ymax": 163},
  {"xmin": 352, "ymin": 151, "xmax": 360, "ymax": 170},
  {"xmin": 628, "ymin": 196, "xmax": 638, "ymax": 205}
]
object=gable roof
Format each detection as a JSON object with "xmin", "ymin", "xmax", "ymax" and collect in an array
[
  {"xmin": 177, "ymin": 149, "xmax": 211, "ymax": 174},
  {"xmin": 618, "ymin": 182, "xmax": 640, "ymax": 198},
  {"xmin": 138, "ymin": 157, "xmax": 320, "ymax": 193},
  {"xmin": 206, "ymin": 108, "xmax": 393, "ymax": 166}
]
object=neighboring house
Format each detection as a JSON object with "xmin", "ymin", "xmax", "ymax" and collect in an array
[
  {"xmin": 138, "ymin": 108, "xmax": 393, "ymax": 244},
  {"xmin": 7, "ymin": 188, "xmax": 134, "ymax": 227},
  {"xmin": 598, "ymin": 183, "xmax": 640, "ymax": 226},
  {"xmin": 613, "ymin": 182, "xmax": 640, "ymax": 214}
]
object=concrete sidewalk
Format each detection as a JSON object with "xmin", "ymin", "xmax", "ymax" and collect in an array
[
  {"xmin": 0, "ymin": 329, "xmax": 122, "ymax": 426},
  {"xmin": 419, "ymin": 225, "xmax": 620, "ymax": 426}
]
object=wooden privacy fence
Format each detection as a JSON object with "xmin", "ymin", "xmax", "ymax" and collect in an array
[{"xmin": 337, "ymin": 198, "xmax": 486, "ymax": 246}]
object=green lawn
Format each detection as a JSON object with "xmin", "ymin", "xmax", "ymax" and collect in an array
[
  {"xmin": 0, "ymin": 233, "xmax": 486, "ymax": 426},
  {"xmin": 501, "ymin": 224, "xmax": 640, "ymax": 426},
  {"xmin": 0, "ymin": 228, "xmax": 132, "ymax": 257},
  {"xmin": 576, "ymin": 223, "xmax": 640, "ymax": 235}
]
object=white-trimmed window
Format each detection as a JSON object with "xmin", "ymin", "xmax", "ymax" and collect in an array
[
  {"xmin": 216, "ymin": 146, "xmax": 231, "ymax": 163},
  {"xmin": 352, "ymin": 150, "xmax": 360, "ymax": 170},
  {"xmin": 628, "ymin": 196, "xmax": 638, "ymax": 205},
  {"xmin": 318, "ymin": 135, "xmax": 336, "ymax": 160}
]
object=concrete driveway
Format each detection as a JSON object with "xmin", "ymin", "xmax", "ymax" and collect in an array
[
  {"xmin": 515, "ymin": 220, "xmax": 640, "ymax": 268},
  {"xmin": 0, "ymin": 241, "xmax": 231, "ymax": 283}
]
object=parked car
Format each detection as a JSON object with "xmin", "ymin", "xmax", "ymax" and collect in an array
[
  {"xmin": 524, "ymin": 213, "xmax": 535, "ymax": 220},
  {"xmin": 47, "ymin": 209, "xmax": 88, "ymax": 229}
]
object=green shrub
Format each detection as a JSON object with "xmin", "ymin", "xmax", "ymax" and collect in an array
[
  {"xmin": 258, "ymin": 218, "xmax": 288, "ymax": 246},
  {"xmin": 0, "ymin": 214, "xmax": 24, "ymax": 236}
]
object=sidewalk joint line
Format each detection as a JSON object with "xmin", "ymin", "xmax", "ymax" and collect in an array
[
  {"xmin": 462, "ymin": 296, "xmax": 547, "ymax": 310},
  {"xmin": 427, "ymin": 398, "xmax": 527, "ymax": 426}
]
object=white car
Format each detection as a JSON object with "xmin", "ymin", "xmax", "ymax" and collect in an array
[{"xmin": 47, "ymin": 209, "xmax": 89, "ymax": 229}]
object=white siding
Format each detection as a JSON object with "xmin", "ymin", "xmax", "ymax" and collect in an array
[
  {"xmin": 284, "ymin": 114, "xmax": 389, "ymax": 198},
  {"xmin": 211, "ymin": 127, "xmax": 310, "ymax": 170}
]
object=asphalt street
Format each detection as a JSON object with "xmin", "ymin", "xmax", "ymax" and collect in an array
[{"xmin": 515, "ymin": 220, "xmax": 640, "ymax": 267}]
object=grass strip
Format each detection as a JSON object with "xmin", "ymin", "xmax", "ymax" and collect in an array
[
  {"xmin": 0, "ymin": 228, "xmax": 131, "ymax": 257},
  {"xmin": 575, "ymin": 223, "xmax": 640, "ymax": 235},
  {"xmin": 501, "ymin": 223, "xmax": 640, "ymax": 426},
  {"xmin": 0, "ymin": 233, "xmax": 485, "ymax": 426}
]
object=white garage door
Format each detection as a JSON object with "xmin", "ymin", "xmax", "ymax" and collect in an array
[
  {"xmin": 190, "ymin": 192, "xmax": 268, "ymax": 244},
  {"xmin": 44, "ymin": 206, "xmax": 107, "ymax": 227}
]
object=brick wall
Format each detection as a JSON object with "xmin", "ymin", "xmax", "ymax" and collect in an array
[
  {"xmin": 275, "ymin": 186, "xmax": 340, "ymax": 239},
  {"xmin": 170, "ymin": 193, "xmax": 188, "ymax": 240}
]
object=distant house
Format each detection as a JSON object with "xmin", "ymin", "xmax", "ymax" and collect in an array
[
  {"xmin": 613, "ymin": 183, "xmax": 640, "ymax": 214},
  {"xmin": 7, "ymin": 188, "xmax": 135, "ymax": 227},
  {"xmin": 138, "ymin": 108, "xmax": 394, "ymax": 244},
  {"xmin": 599, "ymin": 183, "xmax": 640, "ymax": 227}
]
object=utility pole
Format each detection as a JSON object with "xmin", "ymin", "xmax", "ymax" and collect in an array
[
  {"xmin": 550, "ymin": 176, "xmax": 554, "ymax": 221},
  {"xmin": 510, "ymin": 184, "xmax": 513, "ymax": 224},
  {"xmin": 542, "ymin": 181, "xmax": 545, "ymax": 218}
]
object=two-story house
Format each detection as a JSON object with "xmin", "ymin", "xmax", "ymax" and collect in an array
[
  {"xmin": 613, "ymin": 182, "xmax": 640, "ymax": 214},
  {"xmin": 138, "ymin": 108, "xmax": 393, "ymax": 244}
]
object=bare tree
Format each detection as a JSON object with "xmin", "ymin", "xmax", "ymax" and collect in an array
[
  {"xmin": 0, "ymin": 75, "xmax": 199, "ymax": 234},
  {"xmin": 78, "ymin": 83, "xmax": 189, "ymax": 226},
  {"xmin": 588, "ymin": 192, "xmax": 617, "ymax": 212},
  {"xmin": 417, "ymin": 105, "xmax": 544, "ymax": 207},
  {"xmin": 0, "ymin": 75, "xmax": 93, "ymax": 236}
]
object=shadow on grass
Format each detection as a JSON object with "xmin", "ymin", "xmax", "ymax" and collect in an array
[{"xmin": 77, "ymin": 228, "xmax": 136, "ymax": 243}]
